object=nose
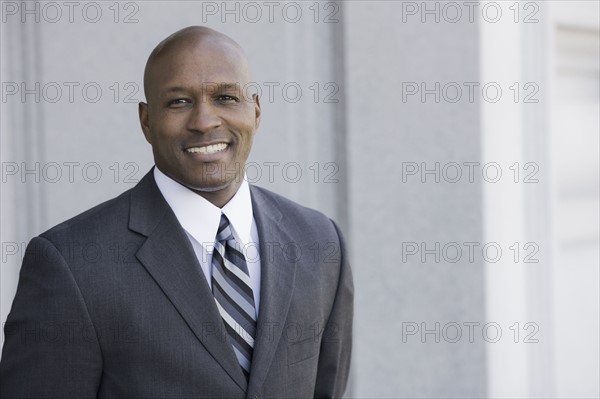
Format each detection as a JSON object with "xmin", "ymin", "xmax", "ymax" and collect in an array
[{"xmin": 187, "ymin": 102, "xmax": 221, "ymax": 133}]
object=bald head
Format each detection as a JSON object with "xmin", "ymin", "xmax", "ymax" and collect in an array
[{"xmin": 143, "ymin": 26, "xmax": 252, "ymax": 102}]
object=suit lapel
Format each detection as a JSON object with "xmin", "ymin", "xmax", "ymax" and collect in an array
[
  {"xmin": 129, "ymin": 170, "xmax": 248, "ymax": 391},
  {"xmin": 246, "ymin": 186, "xmax": 298, "ymax": 399}
]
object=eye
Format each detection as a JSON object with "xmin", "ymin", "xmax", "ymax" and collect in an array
[
  {"xmin": 167, "ymin": 98, "xmax": 191, "ymax": 107},
  {"xmin": 215, "ymin": 94, "xmax": 240, "ymax": 103}
]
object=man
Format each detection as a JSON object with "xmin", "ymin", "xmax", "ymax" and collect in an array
[{"xmin": 0, "ymin": 26, "xmax": 353, "ymax": 398}]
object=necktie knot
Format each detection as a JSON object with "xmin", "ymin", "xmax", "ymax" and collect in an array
[{"xmin": 216, "ymin": 214, "xmax": 234, "ymax": 243}]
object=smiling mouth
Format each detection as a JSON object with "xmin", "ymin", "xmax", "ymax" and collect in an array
[{"xmin": 185, "ymin": 143, "xmax": 229, "ymax": 155}]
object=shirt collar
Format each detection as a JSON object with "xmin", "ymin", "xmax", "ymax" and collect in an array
[{"xmin": 153, "ymin": 167, "xmax": 254, "ymax": 251}]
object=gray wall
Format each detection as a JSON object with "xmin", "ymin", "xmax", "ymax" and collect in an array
[{"xmin": 343, "ymin": 2, "xmax": 485, "ymax": 397}]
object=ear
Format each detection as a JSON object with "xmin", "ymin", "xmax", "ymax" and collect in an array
[
  {"xmin": 138, "ymin": 102, "xmax": 152, "ymax": 144},
  {"xmin": 253, "ymin": 94, "xmax": 261, "ymax": 130}
]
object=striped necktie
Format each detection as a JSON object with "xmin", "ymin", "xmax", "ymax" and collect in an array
[{"xmin": 211, "ymin": 213, "xmax": 257, "ymax": 381}]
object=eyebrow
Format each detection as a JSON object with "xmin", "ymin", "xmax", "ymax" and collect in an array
[{"xmin": 164, "ymin": 83, "xmax": 242, "ymax": 94}]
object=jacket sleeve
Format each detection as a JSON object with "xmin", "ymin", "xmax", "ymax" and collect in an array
[
  {"xmin": 313, "ymin": 220, "xmax": 354, "ymax": 399},
  {"xmin": 0, "ymin": 236, "xmax": 103, "ymax": 399}
]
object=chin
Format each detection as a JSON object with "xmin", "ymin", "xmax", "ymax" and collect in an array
[{"xmin": 185, "ymin": 179, "xmax": 235, "ymax": 193}]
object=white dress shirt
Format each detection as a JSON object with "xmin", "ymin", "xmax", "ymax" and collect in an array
[{"xmin": 153, "ymin": 167, "xmax": 261, "ymax": 315}]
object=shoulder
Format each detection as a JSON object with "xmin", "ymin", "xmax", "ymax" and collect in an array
[
  {"xmin": 250, "ymin": 185, "xmax": 333, "ymax": 223},
  {"xmin": 39, "ymin": 169, "xmax": 160, "ymax": 244},
  {"xmin": 250, "ymin": 185, "xmax": 342, "ymax": 240},
  {"xmin": 40, "ymin": 188, "xmax": 133, "ymax": 244}
]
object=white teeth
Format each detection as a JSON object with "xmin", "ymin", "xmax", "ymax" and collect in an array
[{"xmin": 186, "ymin": 143, "xmax": 228, "ymax": 154}]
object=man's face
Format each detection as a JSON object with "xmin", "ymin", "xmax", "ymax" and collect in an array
[{"xmin": 139, "ymin": 38, "xmax": 260, "ymax": 199}]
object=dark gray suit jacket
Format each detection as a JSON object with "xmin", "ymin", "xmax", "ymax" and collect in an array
[{"xmin": 0, "ymin": 170, "xmax": 353, "ymax": 399}]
